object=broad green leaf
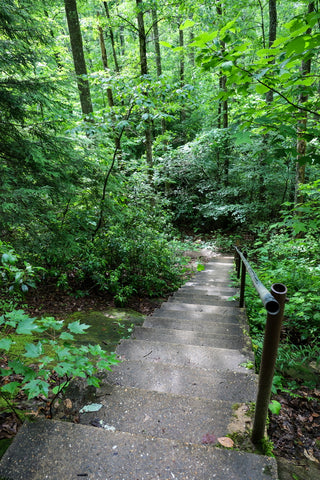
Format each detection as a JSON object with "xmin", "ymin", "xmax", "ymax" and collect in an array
[
  {"xmin": 255, "ymin": 84, "xmax": 270, "ymax": 94},
  {"xmin": 16, "ymin": 317, "xmax": 39, "ymax": 335},
  {"xmin": 197, "ymin": 264, "xmax": 205, "ymax": 272},
  {"xmin": 86, "ymin": 377, "xmax": 101, "ymax": 388},
  {"xmin": 8, "ymin": 359, "xmax": 28, "ymax": 375},
  {"xmin": 59, "ymin": 331, "xmax": 74, "ymax": 341},
  {"xmin": 23, "ymin": 341, "xmax": 43, "ymax": 358},
  {"xmin": 68, "ymin": 320, "xmax": 90, "ymax": 334},
  {"xmin": 23, "ymin": 379, "xmax": 49, "ymax": 399},
  {"xmin": 191, "ymin": 31, "xmax": 218, "ymax": 47},
  {"xmin": 159, "ymin": 41, "xmax": 172, "ymax": 48},
  {"xmin": 0, "ymin": 338, "xmax": 12, "ymax": 351},
  {"xmin": 179, "ymin": 19, "xmax": 195, "ymax": 30},
  {"xmin": 97, "ymin": 359, "xmax": 113, "ymax": 371},
  {"xmin": 88, "ymin": 344, "xmax": 103, "ymax": 356},
  {"xmin": 56, "ymin": 347, "xmax": 71, "ymax": 360},
  {"xmin": 286, "ymin": 37, "xmax": 305, "ymax": 55},
  {"xmin": 269, "ymin": 400, "xmax": 282, "ymax": 415},
  {"xmin": 1, "ymin": 253, "xmax": 17, "ymax": 265},
  {"xmin": 1, "ymin": 381, "xmax": 20, "ymax": 394}
]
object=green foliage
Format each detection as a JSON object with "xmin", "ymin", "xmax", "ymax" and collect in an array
[
  {"xmin": 243, "ymin": 190, "xmax": 320, "ymax": 391},
  {"xmin": 156, "ymin": 129, "xmax": 293, "ymax": 231},
  {"xmin": 0, "ymin": 241, "xmax": 41, "ymax": 294},
  {"xmin": 0, "ymin": 309, "xmax": 119, "ymax": 404}
]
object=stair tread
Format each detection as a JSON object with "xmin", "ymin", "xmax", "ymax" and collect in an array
[
  {"xmin": 80, "ymin": 384, "xmax": 243, "ymax": 441},
  {"xmin": 117, "ymin": 338, "xmax": 252, "ymax": 372},
  {"xmin": 105, "ymin": 358, "xmax": 257, "ymax": 402},
  {"xmin": 0, "ymin": 420, "xmax": 278, "ymax": 480}
]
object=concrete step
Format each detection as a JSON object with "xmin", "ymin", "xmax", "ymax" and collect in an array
[
  {"xmin": 133, "ymin": 326, "xmax": 245, "ymax": 349},
  {"xmin": 117, "ymin": 339, "xmax": 251, "ymax": 373},
  {"xmin": 158, "ymin": 302, "xmax": 241, "ymax": 315},
  {"xmin": 150, "ymin": 306, "xmax": 243, "ymax": 323},
  {"xmin": 105, "ymin": 359, "xmax": 257, "ymax": 403},
  {"xmin": 144, "ymin": 316, "xmax": 243, "ymax": 335},
  {"xmin": 168, "ymin": 294, "xmax": 237, "ymax": 306},
  {"xmin": 80, "ymin": 385, "xmax": 240, "ymax": 442},
  {"xmin": 0, "ymin": 420, "xmax": 278, "ymax": 480},
  {"xmin": 179, "ymin": 285, "xmax": 237, "ymax": 295},
  {"xmin": 150, "ymin": 306, "xmax": 241, "ymax": 321}
]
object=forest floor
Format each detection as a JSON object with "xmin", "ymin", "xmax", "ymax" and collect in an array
[{"xmin": 0, "ymin": 252, "xmax": 319, "ymax": 477}]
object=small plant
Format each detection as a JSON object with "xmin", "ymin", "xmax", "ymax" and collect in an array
[{"xmin": 0, "ymin": 310, "xmax": 119, "ymax": 415}]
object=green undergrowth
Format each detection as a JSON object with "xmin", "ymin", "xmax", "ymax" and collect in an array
[{"xmin": 236, "ymin": 185, "xmax": 320, "ymax": 394}]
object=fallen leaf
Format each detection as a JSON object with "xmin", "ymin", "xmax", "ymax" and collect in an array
[
  {"xmin": 217, "ymin": 437, "xmax": 234, "ymax": 448},
  {"xmin": 64, "ymin": 398, "xmax": 73, "ymax": 409},
  {"xmin": 201, "ymin": 433, "xmax": 217, "ymax": 444},
  {"xmin": 79, "ymin": 403, "xmax": 103, "ymax": 414}
]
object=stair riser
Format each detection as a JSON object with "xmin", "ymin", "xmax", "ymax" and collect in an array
[
  {"xmin": 133, "ymin": 326, "xmax": 245, "ymax": 349},
  {"xmin": 144, "ymin": 317, "xmax": 243, "ymax": 335}
]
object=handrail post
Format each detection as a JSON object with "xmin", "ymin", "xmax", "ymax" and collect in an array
[
  {"xmin": 239, "ymin": 252, "xmax": 246, "ymax": 308},
  {"xmin": 251, "ymin": 283, "xmax": 287, "ymax": 445},
  {"xmin": 235, "ymin": 250, "xmax": 241, "ymax": 279}
]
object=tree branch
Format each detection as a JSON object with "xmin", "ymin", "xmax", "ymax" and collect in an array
[
  {"xmin": 236, "ymin": 65, "xmax": 320, "ymax": 117},
  {"xmin": 92, "ymin": 102, "xmax": 135, "ymax": 239}
]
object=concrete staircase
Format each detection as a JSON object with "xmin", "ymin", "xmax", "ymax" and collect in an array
[{"xmin": 0, "ymin": 256, "xmax": 278, "ymax": 480}]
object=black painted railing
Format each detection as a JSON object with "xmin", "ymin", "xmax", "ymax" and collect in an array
[{"xmin": 234, "ymin": 246, "xmax": 287, "ymax": 446}]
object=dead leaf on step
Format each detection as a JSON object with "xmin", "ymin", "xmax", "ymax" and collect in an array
[
  {"xmin": 201, "ymin": 433, "xmax": 217, "ymax": 444},
  {"xmin": 217, "ymin": 437, "xmax": 234, "ymax": 448}
]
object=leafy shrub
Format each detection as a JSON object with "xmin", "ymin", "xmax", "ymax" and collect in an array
[
  {"xmin": 0, "ymin": 310, "xmax": 119, "ymax": 405},
  {"xmin": 243, "ymin": 194, "xmax": 320, "ymax": 391},
  {"xmin": 0, "ymin": 241, "xmax": 42, "ymax": 294}
]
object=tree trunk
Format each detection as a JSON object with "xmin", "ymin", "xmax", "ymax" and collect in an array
[
  {"xmin": 152, "ymin": 8, "xmax": 162, "ymax": 77},
  {"xmin": 64, "ymin": 0, "xmax": 93, "ymax": 118},
  {"xmin": 260, "ymin": 0, "xmax": 278, "ymax": 203},
  {"xmin": 179, "ymin": 25, "xmax": 186, "ymax": 123},
  {"xmin": 152, "ymin": 7, "xmax": 166, "ymax": 134},
  {"xmin": 294, "ymin": 1, "xmax": 314, "ymax": 208},
  {"xmin": 136, "ymin": 0, "xmax": 153, "ymax": 177},
  {"xmin": 266, "ymin": 0, "xmax": 277, "ymax": 103},
  {"xmin": 216, "ymin": 4, "xmax": 229, "ymax": 185},
  {"xmin": 97, "ymin": 20, "xmax": 114, "ymax": 107},
  {"xmin": 103, "ymin": 1, "xmax": 120, "ymax": 72}
]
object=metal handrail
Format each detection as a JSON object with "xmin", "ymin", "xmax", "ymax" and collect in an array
[
  {"xmin": 234, "ymin": 246, "xmax": 287, "ymax": 446},
  {"xmin": 234, "ymin": 246, "xmax": 279, "ymax": 314}
]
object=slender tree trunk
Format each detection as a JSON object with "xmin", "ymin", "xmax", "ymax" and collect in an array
[
  {"xmin": 266, "ymin": 0, "xmax": 277, "ymax": 103},
  {"xmin": 64, "ymin": 0, "xmax": 93, "ymax": 118},
  {"xmin": 97, "ymin": 18, "xmax": 122, "ymax": 155},
  {"xmin": 179, "ymin": 24, "xmax": 186, "ymax": 123},
  {"xmin": 294, "ymin": 1, "xmax": 314, "ymax": 208},
  {"xmin": 152, "ymin": 8, "xmax": 162, "ymax": 77},
  {"xmin": 119, "ymin": 25, "xmax": 125, "ymax": 56},
  {"xmin": 260, "ymin": 0, "xmax": 277, "ymax": 204},
  {"xmin": 216, "ymin": 4, "xmax": 229, "ymax": 185},
  {"xmin": 136, "ymin": 0, "xmax": 153, "ymax": 177},
  {"xmin": 189, "ymin": 30, "xmax": 195, "ymax": 67},
  {"xmin": 97, "ymin": 20, "xmax": 114, "ymax": 107},
  {"xmin": 152, "ymin": 7, "xmax": 166, "ymax": 134},
  {"xmin": 103, "ymin": 1, "xmax": 120, "ymax": 72}
]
